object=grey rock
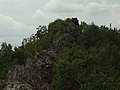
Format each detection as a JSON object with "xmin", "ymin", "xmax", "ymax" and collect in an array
[
  {"xmin": 7, "ymin": 51, "xmax": 55, "ymax": 90},
  {"xmin": 0, "ymin": 80, "xmax": 32, "ymax": 90}
]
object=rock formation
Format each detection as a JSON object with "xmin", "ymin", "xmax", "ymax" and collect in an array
[
  {"xmin": 6, "ymin": 51, "xmax": 55, "ymax": 90},
  {"xmin": 49, "ymin": 18, "xmax": 79, "ymax": 53},
  {"xmin": 0, "ymin": 80, "xmax": 32, "ymax": 90},
  {"xmin": 0, "ymin": 18, "xmax": 79, "ymax": 90}
]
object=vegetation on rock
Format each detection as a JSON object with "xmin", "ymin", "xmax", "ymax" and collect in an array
[{"xmin": 0, "ymin": 18, "xmax": 120, "ymax": 90}]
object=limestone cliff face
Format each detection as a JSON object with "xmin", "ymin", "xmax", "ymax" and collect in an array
[{"xmin": 7, "ymin": 51, "xmax": 56, "ymax": 90}]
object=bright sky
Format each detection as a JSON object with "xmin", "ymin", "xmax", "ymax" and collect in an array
[{"xmin": 0, "ymin": 0, "xmax": 120, "ymax": 46}]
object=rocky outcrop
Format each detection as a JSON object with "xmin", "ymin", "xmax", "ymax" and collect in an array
[
  {"xmin": 1, "ymin": 18, "xmax": 80, "ymax": 90},
  {"xmin": 49, "ymin": 18, "xmax": 79, "ymax": 53},
  {"xmin": 7, "ymin": 51, "xmax": 56, "ymax": 90}
]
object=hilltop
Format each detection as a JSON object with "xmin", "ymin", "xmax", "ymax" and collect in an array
[{"xmin": 0, "ymin": 18, "xmax": 120, "ymax": 90}]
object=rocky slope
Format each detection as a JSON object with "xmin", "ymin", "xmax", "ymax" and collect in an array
[
  {"xmin": 0, "ymin": 18, "xmax": 79, "ymax": 90},
  {"xmin": 0, "ymin": 51, "xmax": 56, "ymax": 90},
  {"xmin": 49, "ymin": 18, "xmax": 79, "ymax": 53}
]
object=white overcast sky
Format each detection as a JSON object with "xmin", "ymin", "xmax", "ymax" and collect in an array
[{"xmin": 0, "ymin": 0, "xmax": 120, "ymax": 46}]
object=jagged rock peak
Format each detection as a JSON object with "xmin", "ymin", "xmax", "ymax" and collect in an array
[{"xmin": 48, "ymin": 18, "xmax": 80, "ymax": 53}]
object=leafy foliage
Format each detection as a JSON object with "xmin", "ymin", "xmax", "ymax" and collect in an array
[{"xmin": 53, "ymin": 21, "xmax": 120, "ymax": 90}]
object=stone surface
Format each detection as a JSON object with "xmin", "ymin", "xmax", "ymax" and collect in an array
[
  {"xmin": 50, "ymin": 18, "xmax": 79, "ymax": 53},
  {"xmin": 7, "ymin": 51, "xmax": 55, "ymax": 90},
  {"xmin": 0, "ymin": 80, "xmax": 32, "ymax": 90}
]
